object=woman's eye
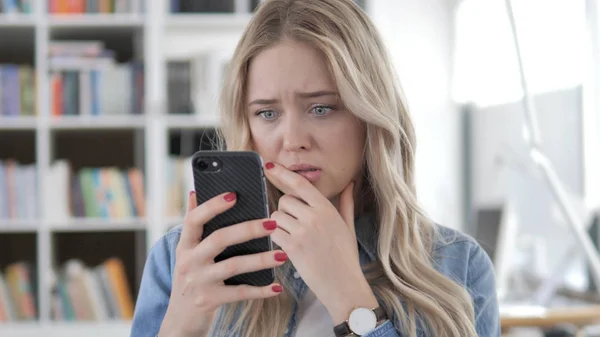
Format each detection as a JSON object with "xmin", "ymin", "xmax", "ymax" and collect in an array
[
  {"xmin": 312, "ymin": 105, "xmax": 333, "ymax": 116},
  {"xmin": 258, "ymin": 110, "xmax": 278, "ymax": 120}
]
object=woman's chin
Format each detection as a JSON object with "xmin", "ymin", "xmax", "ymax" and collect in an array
[{"xmin": 315, "ymin": 184, "xmax": 341, "ymax": 201}]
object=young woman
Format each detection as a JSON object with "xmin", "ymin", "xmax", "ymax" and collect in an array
[{"xmin": 130, "ymin": 0, "xmax": 500, "ymax": 336}]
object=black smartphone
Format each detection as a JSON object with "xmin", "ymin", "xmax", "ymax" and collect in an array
[{"xmin": 191, "ymin": 150, "xmax": 274, "ymax": 287}]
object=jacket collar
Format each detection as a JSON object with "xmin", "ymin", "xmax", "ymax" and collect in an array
[{"xmin": 354, "ymin": 212, "xmax": 378, "ymax": 262}]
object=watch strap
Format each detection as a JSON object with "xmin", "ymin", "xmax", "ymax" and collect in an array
[
  {"xmin": 373, "ymin": 307, "xmax": 386, "ymax": 321},
  {"xmin": 333, "ymin": 320, "xmax": 352, "ymax": 337},
  {"xmin": 333, "ymin": 307, "xmax": 387, "ymax": 337}
]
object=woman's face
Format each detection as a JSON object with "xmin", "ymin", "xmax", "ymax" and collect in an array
[{"xmin": 246, "ymin": 40, "xmax": 366, "ymax": 200}]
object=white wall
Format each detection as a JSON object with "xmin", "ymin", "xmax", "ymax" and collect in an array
[
  {"xmin": 369, "ymin": 0, "xmax": 464, "ymax": 230},
  {"xmin": 453, "ymin": 0, "xmax": 595, "ymax": 290},
  {"xmin": 469, "ymin": 87, "xmax": 590, "ymax": 289}
]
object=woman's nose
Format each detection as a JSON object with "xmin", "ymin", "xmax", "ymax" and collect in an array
[{"xmin": 281, "ymin": 115, "xmax": 311, "ymax": 152}]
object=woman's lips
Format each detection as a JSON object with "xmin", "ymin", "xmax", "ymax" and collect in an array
[
  {"xmin": 287, "ymin": 164, "xmax": 322, "ymax": 183},
  {"xmin": 294, "ymin": 169, "xmax": 322, "ymax": 182}
]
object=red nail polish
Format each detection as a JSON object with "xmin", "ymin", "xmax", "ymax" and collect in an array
[
  {"xmin": 263, "ymin": 220, "xmax": 277, "ymax": 230},
  {"xmin": 223, "ymin": 192, "xmax": 236, "ymax": 202},
  {"xmin": 274, "ymin": 252, "xmax": 288, "ymax": 262},
  {"xmin": 265, "ymin": 162, "xmax": 275, "ymax": 170},
  {"xmin": 272, "ymin": 285, "xmax": 283, "ymax": 293}
]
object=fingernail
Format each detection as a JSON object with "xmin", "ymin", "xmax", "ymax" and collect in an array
[
  {"xmin": 274, "ymin": 252, "xmax": 288, "ymax": 262},
  {"xmin": 265, "ymin": 162, "xmax": 275, "ymax": 170},
  {"xmin": 223, "ymin": 192, "xmax": 236, "ymax": 202},
  {"xmin": 272, "ymin": 284, "xmax": 283, "ymax": 293},
  {"xmin": 263, "ymin": 220, "xmax": 277, "ymax": 230},
  {"xmin": 189, "ymin": 190, "xmax": 195, "ymax": 197}
]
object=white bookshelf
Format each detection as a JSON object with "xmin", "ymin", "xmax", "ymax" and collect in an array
[
  {"xmin": 47, "ymin": 14, "xmax": 145, "ymax": 27},
  {"xmin": 48, "ymin": 115, "xmax": 147, "ymax": 130},
  {"xmin": 0, "ymin": 220, "xmax": 40, "ymax": 233},
  {"xmin": 2, "ymin": 320, "xmax": 133, "ymax": 337},
  {"xmin": 0, "ymin": 1, "xmax": 258, "ymax": 336},
  {"xmin": 0, "ymin": 116, "xmax": 37, "ymax": 130},
  {"xmin": 165, "ymin": 114, "xmax": 220, "ymax": 129},
  {"xmin": 0, "ymin": 15, "xmax": 36, "ymax": 27},
  {"xmin": 0, "ymin": 1, "xmax": 370, "ymax": 336},
  {"xmin": 47, "ymin": 218, "xmax": 148, "ymax": 232}
]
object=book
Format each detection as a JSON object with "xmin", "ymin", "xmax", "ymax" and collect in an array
[
  {"xmin": 45, "ymin": 160, "xmax": 146, "ymax": 221},
  {"xmin": 0, "ymin": 0, "xmax": 33, "ymax": 14},
  {"xmin": 49, "ymin": 257, "xmax": 134, "ymax": 321},
  {"xmin": 0, "ymin": 64, "xmax": 36, "ymax": 117},
  {"xmin": 0, "ymin": 159, "xmax": 38, "ymax": 220},
  {"xmin": 49, "ymin": 40, "xmax": 144, "ymax": 117},
  {"xmin": 48, "ymin": 0, "xmax": 138, "ymax": 14}
]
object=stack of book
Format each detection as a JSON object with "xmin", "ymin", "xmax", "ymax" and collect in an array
[
  {"xmin": 0, "ymin": 0, "xmax": 33, "ymax": 14},
  {"xmin": 0, "ymin": 261, "xmax": 37, "ymax": 322},
  {"xmin": 49, "ymin": 40, "xmax": 144, "ymax": 118},
  {"xmin": 165, "ymin": 156, "xmax": 193, "ymax": 218},
  {"xmin": 49, "ymin": 0, "xmax": 139, "ymax": 14},
  {"xmin": 0, "ymin": 65, "xmax": 36, "ymax": 118},
  {"xmin": 49, "ymin": 257, "xmax": 135, "ymax": 321},
  {"xmin": 45, "ymin": 160, "xmax": 146, "ymax": 222},
  {"xmin": 0, "ymin": 159, "xmax": 38, "ymax": 221}
]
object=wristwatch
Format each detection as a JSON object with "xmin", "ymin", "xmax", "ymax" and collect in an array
[{"xmin": 333, "ymin": 306, "xmax": 387, "ymax": 336}]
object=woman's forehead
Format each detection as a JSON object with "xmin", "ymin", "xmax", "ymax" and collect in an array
[{"xmin": 246, "ymin": 41, "xmax": 336, "ymax": 101}]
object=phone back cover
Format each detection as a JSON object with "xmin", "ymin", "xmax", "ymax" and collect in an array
[{"xmin": 191, "ymin": 151, "xmax": 274, "ymax": 286}]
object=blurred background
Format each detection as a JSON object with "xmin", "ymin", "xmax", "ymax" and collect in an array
[{"xmin": 0, "ymin": 0, "xmax": 599, "ymax": 336}]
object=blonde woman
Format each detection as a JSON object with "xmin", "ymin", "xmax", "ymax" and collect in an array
[{"xmin": 131, "ymin": 0, "xmax": 500, "ymax": 336}]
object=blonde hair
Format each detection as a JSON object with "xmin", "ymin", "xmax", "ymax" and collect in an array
[{"xmin": 215, "ymin": 0, "xmax": 477, "ymax": 336}]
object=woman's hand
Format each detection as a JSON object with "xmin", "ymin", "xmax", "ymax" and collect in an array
[
  {"xmin": 264, "ymin": 162, "xmax": 379, "ymax": 325},
  {"xmin": 158, "ymin": 191, "xmax": 287, "ymax": 337}
]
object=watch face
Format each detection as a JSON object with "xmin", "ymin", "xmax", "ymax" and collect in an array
[{"xmin": 348, "ymin": 307, "xmax": 377, "ymax": 335}]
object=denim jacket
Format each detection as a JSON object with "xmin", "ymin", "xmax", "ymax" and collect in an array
[{"xmin": 130, "ymin": 214, "xmax": 500, "ymax": 337}]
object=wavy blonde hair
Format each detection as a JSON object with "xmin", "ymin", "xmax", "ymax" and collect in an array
[{"xmin": 213, "ymin": 0, "xmax": 477, "ymax": 336}]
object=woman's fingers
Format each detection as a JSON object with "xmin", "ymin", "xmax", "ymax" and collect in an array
[
  {"xmin": 182, "ymin": 279, "xmax": 283, "ymax": 311},
  {"xmin": 277, "ymin": 194, "xmax": 308, "ymax": 219},
  {"xmin": 205, "ymin": 250, "xmax": 287, "ymax": 282},
  {"xmin": 264, "ymin": 161, "xmax": 328, "ymax": 207},
  {"xmin": 215, "ymin": 283, "xmax": 284, "ymax": 304},
  {"xmin": 270, "ymin": 210, "xmax": 299, "ymax": 235},
  {"xmin": 170, "ymin": 191, "xmax": 286, "ymax": 326},
  {"xmin": 193, "ymin": 218, "xmax": 278, "ymax": 262},
  {"xmin": 179, "ymin": 191, "xmax": 238, "ymax": 250},
  {"xmin": 187, "ymin": 190, "xmax": 197, "ymax": 212}
]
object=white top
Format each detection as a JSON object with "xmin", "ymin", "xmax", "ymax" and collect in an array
[{"xmin": 293, "ymin": 288, "xmax": 336, "ymax": 337}]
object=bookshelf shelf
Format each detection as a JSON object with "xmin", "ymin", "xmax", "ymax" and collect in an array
[
  {"xmin": 0, "ymin": 117, "xmax": 38, "ymax": 130},
  {"xmin": 48, "ymin": 14, "xmax": 144, "ymax": 28},
  {"xmin": 0, "ymin": 220, "xmax": 40, "ymax": 233},
  {"xmin": 0, "ymin": 14, "xmax": 35, "ymax": 27},
  {"xmin": 48, "ymin": 218, "xmax": 147, "ymax": 232},
  {"xmin": 1, "ymin": 321, "xmax": 132, "ymax": 337},
  {"xmin": 166, "ymin": 114, "xmax": 220, "ymax": 129},
  {"xmin": 49, "ymin": 116, "xmax": 146, "ymax": 130}
]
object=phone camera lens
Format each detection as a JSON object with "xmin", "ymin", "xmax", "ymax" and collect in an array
[{"xmin": 198, "ymin": 161, "xmax": 208, "ymax": 170}]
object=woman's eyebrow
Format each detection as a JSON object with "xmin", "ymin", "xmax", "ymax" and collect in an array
[
  {"xmin": 248, "ymin": 90, "xmax": 338, "ymax": 106},
  {"xmin": 248, "ymin": 98, "xmax": 277, "ymax": 106},
  {"xmin": 296, "ymin": 90, "xmax": 338, "ymax": 98}
]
